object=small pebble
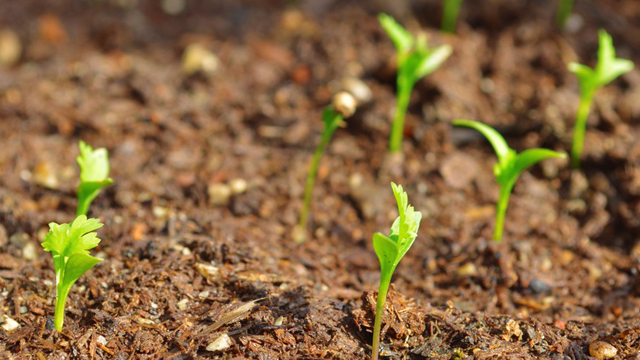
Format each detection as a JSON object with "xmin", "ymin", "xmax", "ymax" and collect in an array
[
  {"xmin": 0, "ymin": 29, "xmax": 21, "ymax": 66},
  {"xmin": 1, "ymin": 315, "xmax": 20, "ymax": 332},
  {"xmin": 10, "ymin": 232, "xmax": 30, "ymax": 249},
  {"xmin": 182, "ymin": 44, "xmax": 219, "ymax": 75},
  {"xmin": 457, "ymin": 262, "xmax": 477, "ymax": 277},
  {"xmin": 207, "ymin": 183, "xmax": 231, "ymax": 206},
  {"xmin": 589, "ymin": 341, "xmax": 617, "ymax": 360},
  {"xmin": 33, "ymin": 162, "xmax": 59, "ymax": 189},
  {"xmin": 22, "ymin": 242, "xmax": 37, "ymax": 261},
  {"xmin": 195, "ymin": 263, "xmax": 221, "ymax": 282},
  {"xmin": 206, "ymin": 333, "xmax": 232, "ymax": 352},
  {"xmin": 161, "ymin": 0, "xmax": 185, "ymax": 15},
  {"xmin": 177, "ymin": 298, "xmax": 189, "ymax": 310},
  {"xmin": 341, "ymin": 77, "xmax": 372, "ymax": 104},
  {"xmin": 229, "ymin": 178, "xmax": 247, "ymax": 195}
]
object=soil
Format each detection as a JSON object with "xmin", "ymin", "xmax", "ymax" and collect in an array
[{"xmin": 1, "ymin": 0, "xmax": 640, "ymax": 359}]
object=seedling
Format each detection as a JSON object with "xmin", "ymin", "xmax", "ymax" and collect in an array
[
  {"xmin": 371, "ymin": 183, "xmax": 421, "ymax": 360},
  {"xmin": 452, "ymin": 119, "xmax": 565, "ymax": 242},
  {"xmin": 378, "ymin": 13, "xmax": 452, "ymax": 153},
  {"xmin": 568, "ymin": 30, "xmax": 633, "ymax": 168},
  {"xmin": 41, "ymin": 215, "xmax": 104, "ymax": 331},
  {"xmin": 76, "ymin": 141, "xmax": 113, "ymax": 216},
  {"xmin": 442, "ymin": 0, "xmax": 464, "ymax": 33},
  {"xmin": 295, "ymin": 92, "xmax": 356, "ymax": 243},
  {"xmin": 556, "ymin": 0, "xmax": 574, "ymax": 28}
]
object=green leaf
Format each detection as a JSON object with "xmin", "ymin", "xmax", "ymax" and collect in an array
[
  {"xmin": 595, "ymin": 29, "xmax": 634, "ymax": 86},
  {"xmin": 322, "ymin": 107, "xmax": 343, "ymax": 132},
  {"xmin": 41, "ymin": 215, "xmax": 103, "ymax": 258},
  {"xmin": 514, "ymin": 148, "xmax": 566, "ymax": 178},
  {"xmin": 62, "ymin": 253, "xmax": 103, "ymax": 289},
  {"xmin": 389, "ymin": 182, "xmax": 422, "ymax": 260},
  {"xmin": 378, "ymin": 13, "xmax": 413, "ymax": 54},
  {"xmin": 77, "ymin": 141, "xmax": 111, "ymax": 183},
  {"xmin": 452, "ymin": 119, "xmax": 511, "ymax": 165},
  {"xmin": 414, "ymin": 44, "xmax": 452, "ymax": 79},
  {"xmin": 373, "ymin": 232, "xmax": 399, "ymax": 275}
]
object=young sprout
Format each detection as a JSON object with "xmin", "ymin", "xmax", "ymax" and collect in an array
[
  {"xmin": 452, "ymin": 119, "xmax": 565, "ymax": 242},
  {"xmin": 41, "ymin": 215, "xmax": 104, "ymax": 332},
  {"xmin": 371, "ymin": 182, "xmax": 421, "ymax": 360},
  {"xmin": 442, "ymin": 0, "xmax": 464, "ymax": 33},
  {"xmin": 568, "ymin": 30, "xmax": 633, "ymax": 169},
  {"xmin": 77, "ymin": 141, "xmax": 113, "ymax": 216},
  {"xmin": 295, "ymin": 92, "xmax": 357, "ymax": 243},
  {"xmin": 378, "ymin": 13, "xmax": 452, "ymax": 153},
  {"xmin": 556, "ymin": 0, "xmax": 574, "ymax": 28}
]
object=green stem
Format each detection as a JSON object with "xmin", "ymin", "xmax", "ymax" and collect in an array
[
  {"xmin": 493, "ymin": 182, "xmax": 513, "ymax": 242},
  {"xmin": 54, "ymin": 283, "xmax": 71, "ymax": 332},
  {"xmin": 371, "ymin": 271, "xmax": 393, "ymax": 360},
  {"xmin": 297, "ymin": 116, "xmax": 340, "ymax": 243},
  {"xmin": 556, "ymin": 0, "xmax": 575, "ymax": 28},
  {"xmin": 389, "ymin": 81, "xmax": 412, "ymax": 153},
  {"xmin": 76, "ymin": 196, "xmax": 90, "ymax": 217},
  {"xmin": 442, "ymin": 0, "xmax": 463, "ymax": 33},
  {"xmin": 571, "ymin": 95, "xmax": 593, "ymax": 169}
]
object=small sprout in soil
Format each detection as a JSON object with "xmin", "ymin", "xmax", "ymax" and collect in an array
[
  {"xmin": 76, "ymin": 140, "xmax": 113, "ymax": 216},
  {"xmin": 41, "ymin": 215, "xmax": 104, "ymax": 332},
  {"xmin": 378, "ymin": 13, "xmax": 452, "ymax": 153},
  {"xmin": 568, "ymin": 30, "xmax": 633, "ymax": 169},
  {"xmin": 371, "ymin": 182, "xmax": 421, "ymax": 360},
  {"xmin": 556, "ymin": 0, "xmax": 575, "ymax": 28},
  {"xmin": 295, "ymin": 92, "xmax": 356, "ymax": 243},
  {"xmin": 452, "ymin": 119, "xmax": 566, "ymax": 242},
  {"xmin": 442, "ymin": 0, "xmax": 464, "ymax": 33}
]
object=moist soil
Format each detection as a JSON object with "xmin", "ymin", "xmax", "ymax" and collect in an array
[{"xmin": 2, "ymin": 0, "xmax": 640, "ymax": 359}]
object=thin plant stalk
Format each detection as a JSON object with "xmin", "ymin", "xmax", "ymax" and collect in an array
[
  {"xmin": 297, "ymin": 110, "xmax": 342, "ymax": 241},
  {"xmin": 371, "ymin": 271, "xmax": 393, "ymax": 360},
  {"xmin": 556, "ymin": 0, "xmax": 575, "ymax": 28},
  {"xmin": 442, "ymin": 0, "xmax": 463, "ymax": 33},
  {"xmin": 494, "ymin": 181, "xmax": 514, "ymax": 242},
  {"xmin": 54, "ymin": 285, "xmax": 71, "ymax": 331},
  {"xmin": 570, "ymin": 93, "xmax": 594, "ymax": 169},
  {"xmin": 389, "ymin": 82, "xmax": 412, "ymax": 153}
]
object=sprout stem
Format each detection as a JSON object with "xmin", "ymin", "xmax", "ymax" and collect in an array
[
  {"xmin": 494, "ymin": 182, "xmax": 513, "ymax": 242},
  {"xmin": 556, "ymin": 0, "xmax": 575, "ymax": 28},
  {"xmin": 571, "ymin": 94, "xmax": 593, "ymax": 169},
  {"xmin": 297, "ymin": 112, "xmax": 342, "ymax": 242},
  {"xmin": 389, "ymin": 82, "xmax": 412, "ymax": 153},
  {"xmin": 54, "ymin": 284, "xmax": 70, "ymax": 332},
  {"xmin": 371, "ymin": 271, "xmax": 393, "ymax": 360},
  {"xmin": 76, "ymin": 197, "xmax": 91, "ymax": 217},
  {"xmin": 442, "ymin": 0, "xmax": 463, "ymax": 33}
]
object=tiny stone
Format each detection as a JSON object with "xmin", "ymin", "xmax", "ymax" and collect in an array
[
  {"xmin": 1, "ymin": 315, "xmax": 20, "ymax": 332},
  {"xmin": 152, "ymin": 206, "xmax": 169, "ymax": 219},
  {"xmin": 528, "ymin": 278, "xmax": 551, "ymax": 294},
  {"xmin": 33, "ymin": 161, "xmax": 59, "ymax": 189},
  {"xmin": 20, "ymin": 306, "xmax": 27, "ymax": 314},
  {"xmin": 195, "ymin": 263, "xmax": 221, "ymax": 282},
  {"xmin": 161, "ymin": 0, "xmax": 185, "ymax": 15},
  {"xmin": 150, "ymin": 302, "xmax": 159, "ymax": 309},
  {"xmin": 589, "ymin": 341, "xmax": 617, "ymax": 360},
  {"xmin": 177, "ymin": 298, "xmax": 189, "ymax": 310},
  {"xmin": 43, "ymin": 279, "xmax": 53, "ymax": 287},
  {"xmin": 206, "ymin": 333, "xmax": 232, "ymax": 352},
  {"xmin": 274, "ymin": 316, "xmax": 286, "ymax": 326},
  {"xmin": 457, "ymin": 262, "xmax": 477, "ymax": 277},
  {"xmin": 198, "ymin": 291, "xmax": 210, "ymax": 300},
  {"xmin": 229, "ymin": 178, "xmax": 248, "ymax": 195},
  {"xmin": 10, "ymin": 232, "xmax": 30, "ymax": 249},
  {"xmin": 22, "ymin": 242, "xmax": 37, "ymax": 261},
  {"xmin": 208, "ymin": 183, "xmax": 232, "ymax": 206},
  {"xmin": 0, "ymin": 29, "xmax": 21, "ymax": 66},
  {"xmin": 97, "ymin": 335, "xmax": 107, "ymax": 346},
  {"xmin": 182, "ymin": 44, "xmax": 219, "ymax": 75}
]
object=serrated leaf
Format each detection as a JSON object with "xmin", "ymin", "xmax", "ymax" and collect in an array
[
  {"xmin": 390, "ymin": 182, "xmax": 422, "ymax": 259},
  {"xmin": 452, "ymin": 119, "xmax": 511, "ymax": 165},
  {"xmin": 378, "ymin": 13, "xmax": 413, "ymax": 54},
  {"xmin": 514, "ymin": 148, "xmax": 566, "ymax": 178},
  {"xmin": 41, "ymin": 215, "xmax": 103, "ymax": 257}
]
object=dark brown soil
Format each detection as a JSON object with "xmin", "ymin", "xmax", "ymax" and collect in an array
[{"xmin": 2, "ymin": 0, "xmax": 640, "ymax": 359}]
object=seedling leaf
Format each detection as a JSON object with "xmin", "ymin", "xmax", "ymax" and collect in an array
[
  {"xmin": 514, "ymin": 148, "xmax": 566, "ymax": 178},
  {"xmin": 452, "ymin": 119, "xmax": 510, "ymax": 164},
  {"xmin": 76, "ymin": 141, "xmax": 113, "ymax": 216},
  {"xmin": 378, "ymin": 13, "xmax": 413, "ymax": 54}
]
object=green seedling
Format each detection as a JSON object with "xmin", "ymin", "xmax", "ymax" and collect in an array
[
  {"xmin": 295, "ymin": 94, "xmax": 355, "ymax": 243},
  {"xmin": 452, "ymin": 119, "xmax": 565, "ymax": 242},
  {"xmin": 442, "ymin": 0, "xmax": 464, "ymax": 33},
  {"xmin": 556, "ymin": 0, "xmax": 574, "ymax": 28},
  {"xmin": 77, "ymin": 141, "xmax": 113, "ymax": 216},
  {"xmin": 371, "ymin": 183, "xmax": 421, "ymax": 360},
  {"xmin": 378, "ymin": 13, "xmax": 452, "ymax": 153},
  {"xmin": 41, "ymin": 215, "xmax": 104, "ymax": 331},
  {"xmin": 568, "ymin": 30, "xmax": 633, "ymax": 169}
]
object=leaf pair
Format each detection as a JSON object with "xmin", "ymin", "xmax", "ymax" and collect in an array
[
  {"xmin": 453, "ymin": 120, "xmax": 565, "ymax": 242},
  {"xmin": 379, "ymin": 13, "xmax": 452, "ymax": 89},
  {"xmin": 77, "ymin": 141, "xmax": 113, "ymax": 216},
  {"xmin": 41, "ymin": 215, "xmax": 104, "ymax": 331},
  {"xmin": 371, "ymin": 183, "xmax": 421, "ymax": 360}
]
